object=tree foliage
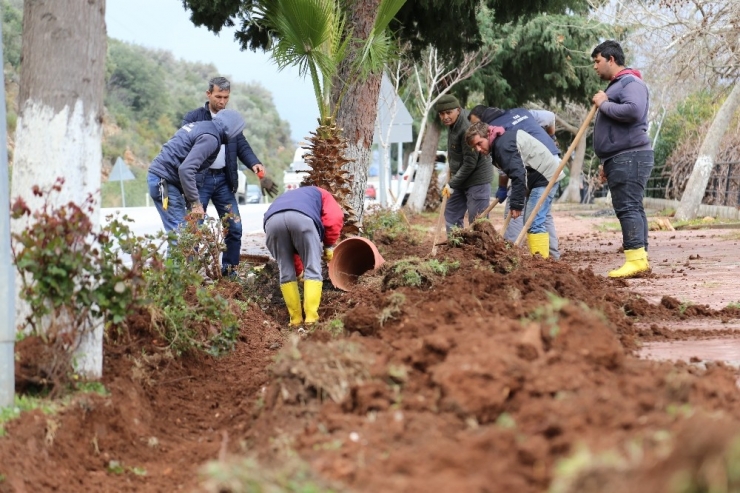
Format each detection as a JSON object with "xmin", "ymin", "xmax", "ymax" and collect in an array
[{"xmin": 465, "ymin": 12, "xmax": 613, "ymax": 108}]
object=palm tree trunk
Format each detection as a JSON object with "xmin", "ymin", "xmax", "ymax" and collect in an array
[{"xmin": 332, "ymin": 0, "xmax": 382, "ymax": 223}]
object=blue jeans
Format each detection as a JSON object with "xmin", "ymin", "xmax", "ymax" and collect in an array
[
  {"xmin": 197, "ymin": 170, "xmax": 242, "ymax": 271},
  {"xmin": 504, "ymin": 184, "xmax": 560, "ymax": 259},
  {"xmin": 147, "ymin": 172, "xmax": 188, "ymax": 234},
  {"xmin": 524, "ymin": 185, "xmax": 558, "ymax": 235},
  {"xmin": 604, "ymin": 150, "xmax": 654, "ymax": 251}
]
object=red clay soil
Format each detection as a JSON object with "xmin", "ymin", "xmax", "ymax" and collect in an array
[{"xmin": 2, "ymin": 205, "xmax": 740, "ymax": 492}]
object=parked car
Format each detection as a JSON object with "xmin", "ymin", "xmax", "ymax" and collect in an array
[
  {"xmin": 396, "ymin": 151, "xmax": 448, "ymax": 205},
  {"xmin": 365, "ymin": 183, "xmax": 377, "ymax": 200},
  {"xmin": 236, "ymin": 168, "xmax": 248, "ymax": 204},
  {"xmin": 246, "ymin": 184, "xmax": 262, "ymax": 204},
  {"xmin": 235, "ymin": 167, "xmax": 265, "ymax": 204},
  {"xmin": 283, "ymin": 147, "xmax": 311, "ymax": 191}
]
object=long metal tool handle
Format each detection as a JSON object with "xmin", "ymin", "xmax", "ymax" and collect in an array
[{"xmin": 513, "ymin": 104, "xmax": 598, "ymax": 247}]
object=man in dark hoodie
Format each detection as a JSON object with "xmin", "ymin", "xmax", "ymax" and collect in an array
[
  {"xmin": 591, "ymin": 40, "xmax": 654, "ymax": 278},
  {"xmin": 435, "ymin": 94, "xmax": 492, "ymax": 232},
  {"xmin": 468, "ymin": 105, "xmax": 561, "ymax": 259},
  {"xmin": 182, "ymin": 76, "xmax": 277, "ymax": 276},
  {"xmin": 147, "ymin": 109, "xmax": 245, "ymax": 238}
]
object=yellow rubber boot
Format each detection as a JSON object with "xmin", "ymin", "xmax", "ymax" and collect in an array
[
  {"xmin": 608, "ymin": 247, "xmax": 650, "ymax": 278},
  {"xmin": 280, "ymin": 281, "xmax": 303, "ymax": 326},
  {"xmin": 527, "ymin": 232, "xmax": 550, "ymax": 259},
  {"xmin": 303, "ymin": 279, "xmax": 323, "ymax": 325}
]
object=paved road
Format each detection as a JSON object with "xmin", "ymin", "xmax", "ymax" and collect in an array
[{"xmin": 101, "ymin": 203, "xmax": 272, "ymax": 256}]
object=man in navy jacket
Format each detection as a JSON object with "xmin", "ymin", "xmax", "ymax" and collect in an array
[
  {"xmin": 147, "ymin": 109, "xmax": 245, "ymax": 239},
  {"xmin": 182, "ymin": 76, "xmax": 267, "ymax": 276}
]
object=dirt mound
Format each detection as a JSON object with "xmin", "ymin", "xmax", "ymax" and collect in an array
[
  {"xmin": 2, "ymin": 211, "xmax": 740, "ymax": 492},
  {"xmin": 238, "ymin": 219, "xmax": 740, "ymax": 492}
]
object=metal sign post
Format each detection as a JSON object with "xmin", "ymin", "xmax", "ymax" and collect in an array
[{"xmin": 108, "ymin": 157, "xmax": 135, "ymax": 207}]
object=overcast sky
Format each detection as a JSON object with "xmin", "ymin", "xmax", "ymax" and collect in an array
[{"xmin": 105, "ymin": 0, "xmax": 317, "ymax": 143}]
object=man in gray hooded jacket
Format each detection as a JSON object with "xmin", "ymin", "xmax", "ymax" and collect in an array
[{"xmin": 147, "ymin": 109, "xmax": 246, "ymax": 235}]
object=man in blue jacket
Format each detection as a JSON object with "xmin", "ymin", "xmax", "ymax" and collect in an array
[
  {"xmin": 147, "ymin": 109, "xmax": 245, "ymax": 243},
  {"xmin": 182, "ymin": 77, "xmax": 276, "ymax": 276},
  {"xmin": 469, "ymin": 105, "xmax": 560, "ymax": 259},
  {"xmin": 465, "ymin": 121, "xmax": 564, "ymax": 259},
  {"xmin": 591, "ymin": 40, "xmax": 654, "ymax": 278}
]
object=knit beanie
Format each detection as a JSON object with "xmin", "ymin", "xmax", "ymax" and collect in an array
[{"xmin": 435, "ymin": 94, "xmax": 460, "ymax": 112}]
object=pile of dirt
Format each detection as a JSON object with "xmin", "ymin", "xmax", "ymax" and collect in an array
[
  {"xmin": 246, "ymin": 221, "xmax": 740, "ymax": 492},
  {"xmin": 1, "ymin": 217, "xmax": 740, "ymax": 492}
]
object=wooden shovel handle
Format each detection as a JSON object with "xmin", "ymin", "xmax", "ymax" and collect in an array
[{"xmin": 513, "ymin": 104, "xmax": 598, "ymax": 247}]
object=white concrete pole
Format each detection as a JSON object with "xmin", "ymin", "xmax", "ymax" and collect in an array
[{"xmin": 0, "ymin": 19, "xmax": 16, "ymax": 407}]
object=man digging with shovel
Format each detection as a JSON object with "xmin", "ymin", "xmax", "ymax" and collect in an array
[{"xmin": 465, "ymin": 121, "xmax": 564, "ymax": 258}]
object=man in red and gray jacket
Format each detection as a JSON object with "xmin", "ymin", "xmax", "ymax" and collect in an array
[{"xmin": 263, "ymin": 186, "xmax": 344, "ymax": 326}]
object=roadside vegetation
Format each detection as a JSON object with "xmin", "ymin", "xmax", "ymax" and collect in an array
[{"xmin": 1, "ymin": 0, "xmax": 294, "ymax": 206}]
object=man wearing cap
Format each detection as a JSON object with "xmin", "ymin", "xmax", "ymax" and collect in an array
[{"xmin": 436, "ymin": 94, "xmax": 493, "ymax": 232}]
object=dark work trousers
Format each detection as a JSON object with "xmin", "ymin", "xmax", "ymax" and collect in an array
[
  {"xmin": 445, "ymin": 183, "xmax": 491, "ymax": 232},
  {"xmin": 264, "ymin": 210, "xmax": 322, "ymax": 284},
  {"xmin": 198, "ymin": 169, "xmax": 243, "ymax": 273},
  {"xmin": 603, "ymin": 150, "xmax": 654, "ymax": 251}
]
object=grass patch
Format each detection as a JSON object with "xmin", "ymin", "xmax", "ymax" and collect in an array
[
  {"xmin": 201, "ymin": 456, "xmax": 341, "ymax": 493},
  {"xmin": 525, "ymin": 293, "xmax": 570, "ymax": 339},
  {"xmin": 595, "ymin": 221, "xmax": 622, "ymax": 232},
  {"xmin": 383, "ymin": 257, "xmax": 460, "ymax": 290},
  {"xmin": 363, "ymin": 208, "xmax": 408, "ymax": 241},
  {"xmin": 0, "ymin": 395, "xmax": 60, "ymax": 437},
  {"xmin": 378, "ymin": 292, "xmax": 406, "ymax": 327}
]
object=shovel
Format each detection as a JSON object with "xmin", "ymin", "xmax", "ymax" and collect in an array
[
  {"xmin": 513, "ymin": 104, "xmax": 598, "ymax": 247},
  {"xmin": 431, "ymin": 168, "xmax": 452, "ymax": 256}
]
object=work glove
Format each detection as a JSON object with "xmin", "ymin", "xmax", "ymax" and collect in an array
[
  {"xmin": 259, "ymin": 175, "xmax": 279, "ymax": 198},
  {"xmin": 441, "ymin": 184, "xmax": 452, "ymax": 199},
  {"xmin": 323, "ymin": 248, "xmax": 334, "ymax": 262},
  {"xmin": 495, "ymin": 186, "xmax": 508, "ymax": 202}
]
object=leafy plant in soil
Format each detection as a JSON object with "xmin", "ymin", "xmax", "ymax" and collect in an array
[
  {"xmin": 11, "ymin": 179, "xmax": 242, "ymax": 396},
  {"xmin": 11, "ymin": 178, "xmax": 155, "ymax": 393}
]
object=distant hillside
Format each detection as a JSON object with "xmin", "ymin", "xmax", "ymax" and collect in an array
[{"xmin": 2, "ymin": 0, "xmax": 295, "ymax": 206}]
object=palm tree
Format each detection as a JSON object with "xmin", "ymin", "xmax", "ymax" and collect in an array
[{"xmin": 255, "ymin": 0, "xmax": 406, "ymax": 235}]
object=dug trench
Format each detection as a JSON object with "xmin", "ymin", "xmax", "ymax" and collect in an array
[{"xmin": 2, "ymin": 207, "xmax": 740, "ymax": 492}]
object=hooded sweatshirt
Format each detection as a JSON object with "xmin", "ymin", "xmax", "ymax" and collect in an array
[
  {"xmin": 592, "ymin": 68, "xmax": 652, "ymax": 161},
  {"xmin": 149, "ymin": 109, "xmax": 245, "ymax": 204}
]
